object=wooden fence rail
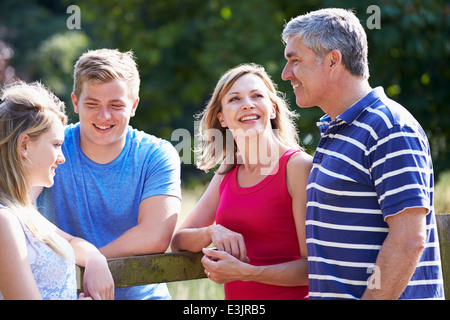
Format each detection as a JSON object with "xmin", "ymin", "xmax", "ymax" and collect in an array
[
  {"xmin": 77, "ymin": 213, "xmax": 450, "ymax": 299},
  {"xmin": 76, "ymin": 250, "xmax": 206, "ymax": 290}
]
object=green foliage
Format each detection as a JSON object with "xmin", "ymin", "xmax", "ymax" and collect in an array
[
  {"xmin": 1, "ymin": 0, "xmax": 449, "ymax": 179},
  {"xmin": 31, "ymin": 31, "xmax": 90, "ymax": 122},
  {"xmin": 356, "ymin": 0, "xmax": 450, "ymax": 175},
  {"xmin": 76, "ymin": 0, "xmax": 306, "ymax": 137},
  {"xmin": 167, "ymin": 279, "xmax": 224, "ymax": 300},
  {"xmin": 435, "ymin": 171, "xmax": 450, "ymax": 214},
  {"xmin": 0, "ymin": 0, "xmax": 90, "ymax": 122}
]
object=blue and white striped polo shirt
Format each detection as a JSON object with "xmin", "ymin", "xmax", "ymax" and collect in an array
[{"xmin": 306, "ymin": 87, "xmax": 444, "ymax": 300}]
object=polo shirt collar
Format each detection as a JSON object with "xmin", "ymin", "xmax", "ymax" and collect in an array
[{"xmin": 318, "ymin": 86, "xmax": 385, "ymax": 129}]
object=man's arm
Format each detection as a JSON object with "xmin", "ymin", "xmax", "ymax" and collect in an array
[
  {"xmin": 361, "ymin": 207, "xmax": 427, "ymax": 299},
  {"xmin": 99, "ymin": 195, "xmax": 180, "ymax": 259}
]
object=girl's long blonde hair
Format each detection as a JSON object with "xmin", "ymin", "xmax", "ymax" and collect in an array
[
  {"xmin": 0, "ymin": 81, "xmax": 70, "ymax": 257},
  {"xmin": 195, "ymin": 63, "xmax": 301, "ymax": 174}
]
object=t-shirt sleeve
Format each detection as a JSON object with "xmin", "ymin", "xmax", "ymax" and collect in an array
[
  {"xmin": 369, "ymin": 123, "xmax": 433, "ymax": 220},
  {"xmin": 141, "ymin": 140, "xmax": 181, "ymax": 201}
]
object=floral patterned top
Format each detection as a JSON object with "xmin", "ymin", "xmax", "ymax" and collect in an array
[{"xmin": 0, "ymin": 204, "xmax": 77, "ymax": 300}]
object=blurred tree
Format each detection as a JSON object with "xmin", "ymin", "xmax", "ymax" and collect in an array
[
  {"xmin": 1, "ymin": 0, "xmax": 448, "ymax": 180},
  {"xmin": 320, "ymin": 0, "xmax": 450, "ymax": 175},
  {"xmin": 0, "ymin": 0, "xmax": 68, "ymax": 80},
  {"xmin": 75, "ymin": 0, "xmax": 317, "ymax": 135},
  {"xmin": 73, "ymin": 0, "xmax": 325, "ymax": 181},
  {"xmin": 30, "ymin": 31, "xmax": 90, "ymax": 122},
  {"xmin": 0, "ymin": 0, "xmax": 90, "ymax": 122}
]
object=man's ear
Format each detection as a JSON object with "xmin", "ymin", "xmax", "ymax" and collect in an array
[
  {"xmin": 71, "ymin": 92, "xmax": 79, "ymax": 114},
  {"xmin": 130, "ymin": 97, "xmax": 140, "ymax": 117},
  {"xmin": 328, "ymin": 49, "xmax": 342, "ymax": 69}
]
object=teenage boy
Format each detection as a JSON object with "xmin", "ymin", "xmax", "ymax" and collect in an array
[{"xmin": 37, "ymin": 49, "xmax": 181, "ymax": 300}]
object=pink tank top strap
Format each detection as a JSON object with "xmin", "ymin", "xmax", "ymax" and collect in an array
[
  {"xmin": 275, "ymin": 148, "xmax": 301, "ymax": 181},
  {"xmin": 219, "ymin": 149, "xmax": 301, "ymax": 194}
]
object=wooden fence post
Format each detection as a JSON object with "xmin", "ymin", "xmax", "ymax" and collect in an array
[{"xmin": 436, "ymin": 213, "xmax": 449, "ymax": 299}]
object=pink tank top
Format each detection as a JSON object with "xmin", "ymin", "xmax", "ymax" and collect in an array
[{"xmin": 216, "ymin": 149, "xmax": 309, "ymax": 300}]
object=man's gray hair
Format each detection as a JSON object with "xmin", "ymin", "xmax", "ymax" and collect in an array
[{"xmin": 282, "ymin": 8, "xmax": 370, "ymax": 79}]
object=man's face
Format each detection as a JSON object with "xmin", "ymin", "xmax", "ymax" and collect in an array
[
  {"xmin": 72, "ymin": 80, "xmax": 139, "ymax": 156},
  {"xmin": 281, "ymin": 37, "xmax": 330, "ymax": 109}
]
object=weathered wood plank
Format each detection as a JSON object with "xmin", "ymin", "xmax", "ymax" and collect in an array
[
  {"xmin": 436, "ymin": 214, "xmax": 450, "ymax": 300},
  {"xmin": 76, "ymin": 214, "xmax": 449, "ymax": 299},
  {"xmin": 77, "ymin": 251, "xmax": 206, "ymax": 290}
]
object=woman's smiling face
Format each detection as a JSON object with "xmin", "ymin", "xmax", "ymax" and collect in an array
[{"xmin": 218, "ymin": 73, "xmax": 276, "ymax": 134}]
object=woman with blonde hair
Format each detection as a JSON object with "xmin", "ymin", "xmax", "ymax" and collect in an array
[
  {"xmin": 171, "ymin": 63, "xmax": 312, "ymax": 300},
  {"xmin": 0, "ymin": 81, "xmax": 114, "ymax": 300}
]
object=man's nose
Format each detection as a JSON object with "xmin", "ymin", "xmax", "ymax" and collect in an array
[
  {"xmin": 281, "ymin": 63, "xmax": 292, "ymax": 81},
  {"xmin": 97, "ymin": 106, "xmax": 111, "ymax": 119}
]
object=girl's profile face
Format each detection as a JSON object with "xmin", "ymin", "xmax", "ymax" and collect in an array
[{"xmin": 24, "ymin": 118, "xmax": 65, "ymax": 188}]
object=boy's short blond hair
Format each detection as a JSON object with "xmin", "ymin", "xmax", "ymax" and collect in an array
[{"xmin": 73, "ymin": 49, "xmax": 140, "ymax": 100}]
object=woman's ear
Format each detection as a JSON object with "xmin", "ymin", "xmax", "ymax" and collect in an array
[
  {"xmin": 217, "ymin": 112, "xmax": 227, "ymax": 128},
  {"xmin": 270, "ymin": 104, "xmax": 277, "ymax": 119},
  {"xmin": 18, "ymin": 133, "xmax": 31, "ymax": 158}
]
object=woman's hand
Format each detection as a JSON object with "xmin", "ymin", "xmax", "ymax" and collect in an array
[
  {"xmin": 78, "ymin": 292, "xmax": 92, "ymax": 300},
  {"xmin": 201, "ymin": 248, "xmax": 252, "ymax": 284},
  {"xmin": 82, "ymin": 253, "xmax": 114, "ymax": 300},
  {"xmin": 207, "ymin": 225, "xmax": 249, "ymax": 262}
]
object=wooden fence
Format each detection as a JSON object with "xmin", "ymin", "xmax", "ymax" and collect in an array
[
  {"xmin": 437, "ymin": 214, "xmax": 449, "ymax": 299},
  {"xmin": 77, "ymin": 213, "xmax": 450, "ymax": 299},
  {"xmin": 76, "ymin": 250, "xmax": 207, "ymax": 289}
]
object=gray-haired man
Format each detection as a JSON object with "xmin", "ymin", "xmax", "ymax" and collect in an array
[{"xmin": 281, "ymin": 8, "xmax": 444, "ymax": 300}]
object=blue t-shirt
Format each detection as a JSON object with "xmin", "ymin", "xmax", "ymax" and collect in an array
[
  {"xmin": 306, "ymin": 87, "xmax": 444, "ymax": 300},
  {"xmin": 37, "ymin": 123, "xmax": 181, "ymax": 300}
]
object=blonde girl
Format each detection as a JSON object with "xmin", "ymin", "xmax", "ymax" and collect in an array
[{"xmin": 0, "ymin": 81, "xmax": 114, "ymax": 300}]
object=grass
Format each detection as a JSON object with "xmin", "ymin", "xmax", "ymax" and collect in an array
[
  {"xmin": 167, "ymin": 184, "xmax": 225, "ymax": 300},
  {"xmin": 168, "ymin": 279, "xmax": 224, "ymax": 300},
  {"xmin": 435, "ymin": 171, "xmax": 450, "ymax": 214}
]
